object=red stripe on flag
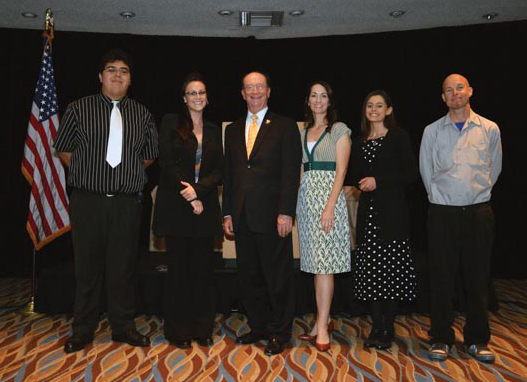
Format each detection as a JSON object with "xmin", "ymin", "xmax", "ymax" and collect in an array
[
  {"xmin": 27, "ymin": 210, "xmax": 41, "ymax": 245},
  {"xmin": 30, "ymin": 114, "xmax": 69, "ymax": 220},
  {"xmin": 47, "ymin": 118, "xmax": 69, "ymax": 213},
  {"xmin": 30, "ymin": 176, "xmax": 53, "ymax": 237},
  {"xmin": 21, "ymin": 157, "xmax": 35, "ymax": 184},
  {"xmin": 25, "ymin": 129, "xmax": 65, "ymax": 231}
]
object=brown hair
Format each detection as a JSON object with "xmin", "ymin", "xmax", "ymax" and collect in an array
[
  {"xmin": 175, "ymin": 72, "xmax": 206, "ymax": 141},
  {"xmin": 304, "ymin": 80, "xmax": 337, "ymax": 133},
  {"xmin": 360, "ymin": 90, "xmax": 398, "ymax": 140}
]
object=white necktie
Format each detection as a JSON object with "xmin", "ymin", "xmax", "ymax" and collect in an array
[{"xmin": 106, "ymin": 100, "xmax": 122, "ymax": 168}]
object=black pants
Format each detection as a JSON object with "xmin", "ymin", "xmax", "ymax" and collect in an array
[
  {"xmin": 69, "ymin": 189, "xmax": 142, "ymax": 336},
  {"xmin": 163, "ymin": 236, "xmax": 216, "ymax": 341},
  {"xmin": 235, "ymin": 212, "xmax": 296, "ymax": 342},
  {"xmin": 427, "ymin": 202, "xmax": 494, "ymax": 346}
]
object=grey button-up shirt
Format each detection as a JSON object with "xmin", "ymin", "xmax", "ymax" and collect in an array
[{"xmin": 419, "ymin": 110, "xmax": 502, "ymax": 206}]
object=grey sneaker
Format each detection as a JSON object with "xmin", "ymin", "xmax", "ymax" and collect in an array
[
  {"xmin": 429, "ymin": 343, "xmax": 450, "ymax": 361},
  {"xmin": 464, "ymin": 344, "xmax": 495, "ymax": 363}
]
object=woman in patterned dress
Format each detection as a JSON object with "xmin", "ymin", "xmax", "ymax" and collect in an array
[
  {"xmin": 349, "ymin": 90, "xmax": 418, "ymax": 350},
  {"xmin": 297, "ymin": 81, "xmax": 351, "ymax": 351}
]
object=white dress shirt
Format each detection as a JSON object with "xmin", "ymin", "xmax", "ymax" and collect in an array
[{"xmin": 245, "ymin": 107, "xmax": 268, "ymax": 143}]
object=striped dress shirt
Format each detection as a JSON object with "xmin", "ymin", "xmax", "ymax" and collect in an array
[{"xmin": 54, "ymin": 93, "xmax": 158, "ymax": 194}]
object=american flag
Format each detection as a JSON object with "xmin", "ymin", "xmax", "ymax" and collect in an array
[{"xmin": 21, "ymin": 38, "xmax": 70, "ymax": 250}]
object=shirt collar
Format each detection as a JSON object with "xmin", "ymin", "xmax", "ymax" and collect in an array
[
  {"xmin": 99, "ymin": 92, "xmax": 129, "ymax": 108},
  {"xmin": 444, "ymin": 109, "xmax": 481, "ymax": 130},
  {"xmin": 247, "ymin": 107, "xmax": 268, "ymax": 123}
]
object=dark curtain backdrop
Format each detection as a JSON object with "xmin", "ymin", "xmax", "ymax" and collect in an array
[{"xmin": 2, "ymin": 21, "xmax": 525, "ymax": 278}]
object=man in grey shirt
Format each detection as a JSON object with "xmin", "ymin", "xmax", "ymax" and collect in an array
[{"xmin": 419, "ymin": 74, "xmax": 502, "ymax": 363}]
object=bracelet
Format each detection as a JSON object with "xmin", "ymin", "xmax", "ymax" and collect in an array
[{"xmin": 189, "ymin": 198, "xmax": 197, "ymax": 203}]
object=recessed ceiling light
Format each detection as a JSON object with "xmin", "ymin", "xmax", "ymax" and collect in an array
[
  {"xmin": 218, "ymin": 10, "xmax": 233, "ymax": 16},
  {"xmin": 21, "ymin": 12, "xmax": 38, "ymax": 18},
  {"xmin": 483, "ymin": 12, "xmax": 498, "ymax": 21},
  {"xmin": 119, "ymin": 11, "xmax": 136, "ymax": 19},
  {"xmin": 289, "ymin": 10, "xmax": 305, "ymax": 16},
  {"xmin": 389, "ymin": 10, "xmax": 406, "ymax": 18}
]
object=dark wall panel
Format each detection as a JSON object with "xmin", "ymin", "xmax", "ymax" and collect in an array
[{"xmin": 2, "ymin": 21, "xmax": 525, "ymax": 278}]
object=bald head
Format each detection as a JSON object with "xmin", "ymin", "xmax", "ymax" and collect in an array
[
  {"xmin": 441, "ymin": 73, "xmax": 473, "ymax": 113},
  {"xmin": 442, "ymin": 74, "xmax": 470, "ymax": 92}
]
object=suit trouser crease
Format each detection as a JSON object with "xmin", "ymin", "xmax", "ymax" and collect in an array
[{"xmin": 235, "ymin": 211, "xmax": 295, "ymax": 341}]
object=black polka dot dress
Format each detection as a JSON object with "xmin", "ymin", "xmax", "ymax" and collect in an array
[{"xmin": 353, "ymin": 137, "xmax": 417, "ymax": 301}]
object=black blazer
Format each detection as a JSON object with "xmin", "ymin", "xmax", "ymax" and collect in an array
[
  {"xmin": 153, "ymin": 113, "xmax": 223, "ymax": 237},
  {"xmin": 349, "ymin": 127, "xmax": 418, "ymax": 242},
  {"xmin": 223, "ymin": 110, "xmax": 302, "ymax": 233}
]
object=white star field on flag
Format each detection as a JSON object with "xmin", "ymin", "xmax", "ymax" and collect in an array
[{"xmin": 35, "ymin": 46, "xmax": 58, "ymax": 121}]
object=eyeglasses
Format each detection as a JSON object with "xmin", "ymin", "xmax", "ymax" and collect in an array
[
  {"xmin": 104, "ymin": 66, "xmax": 130, "ymax": 75},
  {"xmin": 185, "ymin": 90, "xmax": 207, "ymax": 97},
  {"xmin": 244, "ymin": 84, "xmax": 266, "ymax": 92}
]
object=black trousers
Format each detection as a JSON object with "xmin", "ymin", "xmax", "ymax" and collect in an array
[
  {"xmin": 427, "ymin": 202, "xmax": 494, "ymax": 346},
  {"xmin": 69, "ymin": 189, "xmax": 142, "ymax": 336},
  {"xmin": 234, "ymin": 211, "xmax": 296, "ymax": 342},
  {"xmin": 163, "ymin": 236, "xmax": 216, "ymax": 341}
]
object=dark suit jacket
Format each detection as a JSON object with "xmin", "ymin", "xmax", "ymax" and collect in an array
[
  {"xmin": 349, "ymin": 127, "xmax": 418, "ymax": 242},
  {"xmin": 223, "ymin": 110, "xmax": 302, "ymax": 233},
  {"xmin": 153, "ymin": 113, "xmax": 223, "ymax": 237}
]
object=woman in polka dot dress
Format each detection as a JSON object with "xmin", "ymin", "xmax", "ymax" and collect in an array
[{"xmin": 349, "ymin": 90, "xmax": 418, "ymax": 350}]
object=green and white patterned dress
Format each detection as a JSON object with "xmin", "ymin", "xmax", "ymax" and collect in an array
[{"xmin": 297, "ymin": 122, "xmax": 351, "ymax": 274}]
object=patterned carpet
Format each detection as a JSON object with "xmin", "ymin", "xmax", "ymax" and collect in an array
[{"xmin": 1, "ymin": 278, "xmax": 526, "ymax": 382}]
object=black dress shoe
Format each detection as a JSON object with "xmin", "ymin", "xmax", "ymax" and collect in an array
[
  {"xmin": 64, "ymin": 333, "xmax": 94, "ymax": 353},
  {"xmin": 364, "ymin": 328, "xmax": 382, "ymax": 348},
  {"xmin": 112, "ymin": 329, "xmax": 150, "ymax": 347},
  {"xmin": 195, "ymin": 337, "xmax": 213, "ymax": 347},
  {"xmin": 236, "ymin": 331, "xmax": 267, "ymax": 345},
  {"xmin": 265, "ymin": 337, "xmax": 285, "ymax": 356},
  {"xmin": 375, "ymin": 330, "xmax": 394, "ymax": 350},
  {"xmin": 171, "ymin": 339, "xmax": 192, "ymax": 349}
]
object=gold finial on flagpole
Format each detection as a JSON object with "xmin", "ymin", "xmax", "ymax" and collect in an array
[{"xmin": 43, "ymin": 9, "xmax": 55, "ymax": 40}]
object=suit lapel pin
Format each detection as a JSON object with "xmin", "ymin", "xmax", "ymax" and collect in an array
[{"xmin": 265, "ymin": 119, "xmax": 271, "ymax": 125}]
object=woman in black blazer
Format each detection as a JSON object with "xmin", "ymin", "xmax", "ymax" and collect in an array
[
  {"xmin": 349, "ymin": 90, "xmax": 418, "ymax": 350},
  {"xmin": 153, "ymin": 73, "xmax": 223, "ymax": 349}
]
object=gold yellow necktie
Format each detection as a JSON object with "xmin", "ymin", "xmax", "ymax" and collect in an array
[{"xmin": 246, "ymin": 114, "xmax": 258, "ymax": 156}]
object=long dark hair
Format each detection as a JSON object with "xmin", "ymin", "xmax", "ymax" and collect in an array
[
  {"xmin": 360, "ymin": 90, "xmax": 398, "ymax": 140},
  {"xmin": 175, "ymin": 72, "xmax": 206, "ymax": 141},
  {"xmin": 304, "ymin": 80, "xmax": 337, "ymax": 133}
]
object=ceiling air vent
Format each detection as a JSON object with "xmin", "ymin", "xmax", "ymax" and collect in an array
[{"xmin": 239, "ymin": 11, "xmax": 284, "ymax": 27}]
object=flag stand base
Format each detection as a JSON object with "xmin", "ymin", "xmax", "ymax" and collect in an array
[{"xmin": 19, "ymin": 297, "xmax": 38, "ymax": 316}]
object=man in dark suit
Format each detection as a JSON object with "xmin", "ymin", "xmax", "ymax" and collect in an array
[{"xmin": 223, "ymin": 72, "xmax": 302, "ymax": 355}]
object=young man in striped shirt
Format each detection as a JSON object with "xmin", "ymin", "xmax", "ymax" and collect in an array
[{"xmin": 54, "ymin": 49, "xmax": 158, "ymax": 353}]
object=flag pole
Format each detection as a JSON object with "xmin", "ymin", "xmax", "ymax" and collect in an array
[
  {"xmin": 19, "ymin": 248, "xmax": 37, "ymax": 316},
  {"xmin": 20, "ymin": 8, "xmax": 55, "ymax": 317}
]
